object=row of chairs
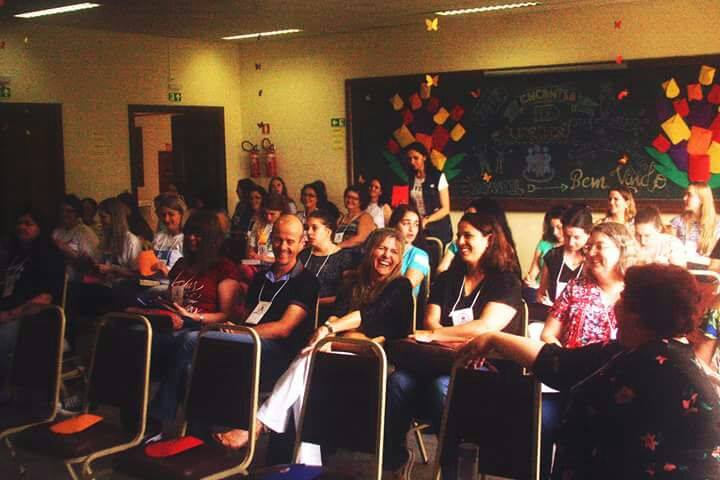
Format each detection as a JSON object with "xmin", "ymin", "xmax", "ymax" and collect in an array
[{"xmin": 1, "ymin": 304, "xmax": 541, "ymax": 480}]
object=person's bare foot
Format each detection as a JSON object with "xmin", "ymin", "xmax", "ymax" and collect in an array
[{"xmin": 214, "ymin": 420, "xmax": 264, "ymax": 449}]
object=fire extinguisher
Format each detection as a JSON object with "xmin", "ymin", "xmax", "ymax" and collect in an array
[
  {"xmin": 262, "ymin": 137, "xmax": 278, "ymax": 177},
  {"xmin": 242, "ymin": 141, "xmax": 261, "ymax": 178}
]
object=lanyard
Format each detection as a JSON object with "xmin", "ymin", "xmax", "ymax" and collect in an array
[
  {"xmin": 450, "ymin": 276, "xmax": 484, "ymax": 315},
  {"xmin": 303, "ymin": 250, "xmax": 333, "ymax": 278},
  {"xmin": 556, "ymin": 254, "xmax": 583, "ymax": 287},
  {"xmin": 258, "ymin": 277, "xmax": 290, "ymax": 305},
  {"xmin": 338, "ymin": 213, "xmax": 361, "ymax": 235}
]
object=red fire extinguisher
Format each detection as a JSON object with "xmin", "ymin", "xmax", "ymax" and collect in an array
[
  {"xmin": 262, "ymin": 137, "xmax": 278, "ymax": 177},
  {"xmin": 242, "ymin": 141, "xmax": 261, "ymax": 178}
]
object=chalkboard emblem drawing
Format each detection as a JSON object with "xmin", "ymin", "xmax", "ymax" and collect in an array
[{"xmin": 523, "ymin": 145, "xmax": 556, "ymax": 183}]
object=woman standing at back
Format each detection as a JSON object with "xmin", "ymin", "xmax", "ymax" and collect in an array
[{"xmin": 671, "ymin": 182, "xmax": 720, "ymax": 268}]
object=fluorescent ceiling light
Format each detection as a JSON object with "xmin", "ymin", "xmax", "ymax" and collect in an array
[
  {"xmin": 222, "ymin": 29, "xmax": 302, "ymax": 41},
  {"xmin": 14, "ymin": 2, "xmax": 101, "ymax": 18},
  {"xmin": 436, "ymin": 2, "xmax": 541, "ymax": 16}
]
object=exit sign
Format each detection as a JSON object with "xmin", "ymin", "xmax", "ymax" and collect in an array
[
  {"xmin": 0, "ymin": 86, "xmax": 10, "ymax": 98},
  {"xmin": 168, "ymin": 92, "xmax": 182, "ymax": 102},
  {"xmin": 330, "ymin": 118, "xmax": 346, "ymax": 127}
]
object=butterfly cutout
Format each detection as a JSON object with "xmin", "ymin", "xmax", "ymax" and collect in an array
[
  {"xmin": 255, "ymin": 63, "xmax": 262, "ymax": 70},
  {"xmin": 616, "ymin": 54, "xmax": 623, "ymax": 65},
  {"xmin": 258, "ymin": 89, "xmax": 263, "ymax": 96},
  {"xmin": 425, "ymin": 74, "xmax": 439, "ymax": 87},
  {"xmin": 614, "ymin": 19, "xmax": 622, "ymax": 29},
  {"xmin": 618, "ymin": 154, "xmax": 629, "ymax": 165},
  {"xmin": 617, "ymin": 89, "xmax": 629, "ymax": 100},
  {"xmin": 482, "ymin": 172, "xmax": 492, "ymax": 182},
  {"xmin": 257, "ymin": 122, "xmax": 265, "ymax": 129},
  {"xmin": 470, "ymin": 88, "xmax": 481, "ymax": 98},
  {"xmin": 425, "ymin": 18, "xmax": 438, "ymax": 32}
]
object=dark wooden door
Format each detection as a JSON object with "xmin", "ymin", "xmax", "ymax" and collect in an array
[{"xmin": 0, "ymin": 103, "xmax": 65, "ymax": 235}]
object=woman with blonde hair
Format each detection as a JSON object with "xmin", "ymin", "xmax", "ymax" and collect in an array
[
  {"xmin": 95, "ymin": 197, "xmax": 142, "ymax": 280},
  {"xmin": 671, "ymin": 182, "xmax": 720, "ymax": 267},
  {"xmin": 601, "ymin": 187, "xmax": 636, "ymax": 227}
]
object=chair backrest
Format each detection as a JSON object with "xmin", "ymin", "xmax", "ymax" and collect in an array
[
  {"xmin": 434, "ymin": 365, "xmax": 541, "ymax": 480},
  {"xmin": 9, "ymin": 305, "xmax": 66, "ymax": 410},
  {"xmin": 85, "ymin": 313, "xmax": 152, "ymax": 437},
  {"xmin": 295, "ymin": 337, "xmax": 387, "ymax": 479},
  {"xmin": 689, "ymin": 270, "xmax": 720, "ymax": 315},
  {"xmin": 313, "ymin": 295, "xmax": 321, "ymax": 329},
  {"xmin": 424, "ymin": 236, "xmax": 444, "ymax": 277},
  {"xmin": 519, "ymin": 299, "xmax": 529, "ymax": 338}
]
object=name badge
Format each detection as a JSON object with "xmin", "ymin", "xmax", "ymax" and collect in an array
[
  {"xmin": 258, "ymin": 244, "xmax": 269, "ymax": 256},
  {"xmin": 246, "ymin": 300, "xmax": 271, "ymax": 325},
  {"xmin": 450, "ymin": 307, "xmax": 474, "ymax": 326},
  {"xmin": 334, "ymin": 232, "xmax": 345, "ymax": 244}
]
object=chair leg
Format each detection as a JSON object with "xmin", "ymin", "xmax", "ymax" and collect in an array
[
  {"xmin": 413, "ymin": 424, "xmax": 429, "ymax": 464},
  {"xmin": 65, "ymin": 461, "xmax": 81, "ymax": 480}
]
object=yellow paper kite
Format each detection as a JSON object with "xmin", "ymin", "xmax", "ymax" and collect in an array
[
  {"xmin": 709, "ymin": 141, "xmax": 720, "ymax": 173},
  {"xmin": 393, "ymin": 124, "xmax": 415, "ymax": 148},
  {"xmin": 661, "ymin": 114, "xmax": 691, "ymax": 145},
  {"xmin": 433, "ymin": 107, "xmax": 449, "ymax": 125},
  {"xmin": 662, "ymin": 78, "xmax": 680, "ymax": 99},
  {"xmin": 390, "ymin": 94, "xmax": 404, "ymax": 111},
  {"xmin": 450, "ymin": 123, "xmax": 466, "ymax": 141},
  {"xmin": 700, "ymin": 65, "xmax": 716, "ymax": 86},
  {"xmin": 430, "ymin": 149, "xmax": 447, "ymax": 171}
]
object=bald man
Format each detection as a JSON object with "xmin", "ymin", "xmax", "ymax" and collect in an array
[{"xmin": 243, "ymin": 214, "xmax": 319, "ymax": 388}]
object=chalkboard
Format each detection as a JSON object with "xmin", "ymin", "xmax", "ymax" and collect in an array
[{"xmin": 347, "ymin": 56, "xmax": 720, "ymax": 211}]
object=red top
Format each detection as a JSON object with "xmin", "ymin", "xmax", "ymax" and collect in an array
[{"xmin": 169, "ymin": 257, "xmax": 240, "ymax": 314}]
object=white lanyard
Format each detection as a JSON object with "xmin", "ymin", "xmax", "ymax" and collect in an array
[
  {"xmin": 555, "ymin": 254, "xmax": 583, "ymax": 299},
  {"xmin": 258, "ymin": 277, "xmax": 290, "ymax": 305},
  {"xmin": 338, "ymin": 213, "xmax": 361, "ymax": 235},
  {"xmin": 303, "ymin": 251, "xmax": 333, "ymax": 278},
  {"xmin": 450, "ymin": 277, "xmax": 484, "ymax": 315}
]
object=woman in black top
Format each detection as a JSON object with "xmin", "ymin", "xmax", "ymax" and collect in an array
[
  {"xmin": 384, "ymin": 212, "xmax": 522, "ymax": 476},
  {"xmin": 215, "ymin": 229, "xmax": 413, "ymax": 457},
  {"xmin": 459, "ymin": 263, "xmax": 720, "ymax": 480},
  {"xmin": 405, "ymin": 142, "xmax": 452, "ymax": 245}
]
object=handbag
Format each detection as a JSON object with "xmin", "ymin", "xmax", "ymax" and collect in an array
[{"xmin": 387, "ymin": 337, "xmax": 465, "ymax": 376}]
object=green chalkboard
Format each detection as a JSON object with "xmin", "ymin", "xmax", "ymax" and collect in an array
[{"xmin": 346, "ymin": 56, "xmax": 720, "ymax": 211}]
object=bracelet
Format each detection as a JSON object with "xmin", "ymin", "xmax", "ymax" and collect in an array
[{"xmin": 323, "ymin": 321, "xmax": 335, "ymax": 334}]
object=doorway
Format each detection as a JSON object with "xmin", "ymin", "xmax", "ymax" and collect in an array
[
  {"xmin": 127, "ymin": 105, "xmax": 227, "ymax": 212},
  {"xmin": 0, "ymin": 103, "xmax": 65, "ymax": 236}
]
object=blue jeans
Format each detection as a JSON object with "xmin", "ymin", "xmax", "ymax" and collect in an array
[
  {"xmin": 150, "ymin": 330, "xmax": 294, "ymax": 422},
  {"xmin": 384, "ymin": 369, "xmax": 450, "ymax": 470}
]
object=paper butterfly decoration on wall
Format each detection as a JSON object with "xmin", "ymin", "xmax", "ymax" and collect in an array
[
  {"xmin": 425, "ymin": 74, "xmax": 439, "ymax": 87},
  {"xmin": 425, "ymin": 18, "xmax": 438, "ymax": 31}
]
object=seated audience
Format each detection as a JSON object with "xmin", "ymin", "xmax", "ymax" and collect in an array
[
  {"xmin": 537, "ymin": 204, "xmax": 593, "ymax": 306},
  {"xmin": 268, "ymin": 176, "xmax": 297, "ymax": 214},
  {"xmin": 540, "ymin": 222, "xmax": 636, "ymax": 348},
  {"xmin": 152, "ymin": 194, "xmax": 187, "ymax": 276},
  {"xmin": 634, "ymin": 206, "xmax": 686, "ymax": 267},
  {"xmin": 0, "ymin": 209, "xmax": 65, "ymax": 384},
  {"xmin": 671, "ymin": 182, "xmax": 720, "ymax": 267},
  {"xmin": 95, "ymin": 197, "xmax": 142, "ymax": 282},
  {"xmin": 523, "ymin": 205, "xmax": 566, "ymax": 293},
  {"xmin": 384, "ymin": 213, "xmax": 521, "ymax": 477},
  {"xmin": 458, "ymin": 264, "xmax": 720, "ymax": 479},
  {"xmin": 336, "ymin": 184, "xmax": 376, "ymax": 250},
  {"xmin": 229, "ymin": 178, "xmax": 257, "ymax": 239},
  {"xmin": 215, "ymin": 228, "xmax": 413, "ymax": 462},
  {"xmin": 598, "ymin": 187, "xmax": 636, "ymax": 230},
  {"xmin": 298, "ymin": 210, "xmax": 355, "ymax": 308},
  {"xmin": 388, "ymin": 205, "xmax": 430, "ymax": 297},
  {"xmin": 80, "ymin": 196, "xmax": 103, "ymax": 240},
  {"xmin": 235, "ymin": 184, "xmax": 266, "ymax": 241},
  {"xmin": 247, "ymin": 192, "xmax": 288, "ymax": 263},
  {"xmin": 117, "ymin": 191, "xmax": 154, "ymax": 243},
  {"xmin": 52, "ymin": 194, "xmax": 99, "ymax": 280},
  {"xmin": 366, "ymin": 177, "xmax": 392, "ymax": 228}
]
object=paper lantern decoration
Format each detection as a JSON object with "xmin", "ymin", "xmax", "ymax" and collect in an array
[
  {"xmin": 688, "ymin": 84, "xmax": 703, "ymax": 101},
  {"xmin": 652, "ymin": 134, "xmax": 672, "ymax": 153},
  {"xmin": 433, "ymin": 107, "xmax": 450, "ymax": 125},
  {"xmin": 673, "ymin": 98, "xmax": 689, "ymax": 117},
  {"xmin": 708, "ymin": 85, "xmax": 720, "ymax": 105},
  {"xmin": 391, "ymin": 186, "xmax": 409, "ymax": 207},
  {"xmin": 415, "ymin": 133, "xmax": 432, "ymax": 153},
  {"xmin": 708, "ymin": 142, "xmax": 720, "ymax": 173},
  {"xmin": 689, "ymin": 154, "xmax": 711, "ymax": 182},
  {"xmin": 387, "ymin": 138, "xmax": 401, "ymax": 154},
  {"xmin": 409, "ymin": 93, "xmax": 422, "ymax": 111},
  {"xmin": 668, "ymin": 141, "xmax": 689, "ymax": 171},
  {"xmin": 393, "ymin": 124, "xmax": 415, "ymax": 147},
  {"xmin": 661, "ymin": 114, "xmax": 691, "ymax": 144},
  {"xmin": 700, "ymin": 65, "xmax": 716, "ymax": 86},
  {"xmin": 662, "ymin": 78, "xmax": 680, "ymax": 99},
  {"xmin": 450, "ymin": 105, "xmax": 465, "ymax": 121},
  {"xmin": 426, "ymin": 97, "xmax": 440, "ymax": 113},
  {"xmin": 430, "ymin": 149, "xmax": 447, "ymax": 170},
  {"xmin": 402, "ymin": 109, "xmax": 414, "ymax": 126},
  {"xmin": 432, "ymin": 125, "xmax": 450, "ymax": 151},
  {"xmin": 420, "ymin": 83, "xmax": 431, "ymax": 100},
  {"xmin": 390, "ymin": 94, "xmax": 404, "ymax": 111},
  {"xmin": 687, "ymin": 126, "xmax": 713, "ymax": 155},
  {"xmin": 450, "ymin": 123, "xmax": 466, "ymax": 142}
]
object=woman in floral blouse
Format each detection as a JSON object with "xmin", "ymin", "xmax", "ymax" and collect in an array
[
  {"xmin": 459, "ymin": 263, "xmax": 720, "ymax": 479},
  {"xmin": 541, "ymin": 222, "xmax": 637, "ymax": 348}
]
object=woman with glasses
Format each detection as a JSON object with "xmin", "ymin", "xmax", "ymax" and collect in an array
[{"xmin": 335, "ymin": 184, "xmax": 376, "ymax": 250}]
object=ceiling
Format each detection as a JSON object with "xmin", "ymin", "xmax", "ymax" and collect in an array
[{"xmin": 1, "ymin": 0, "xmax": 641, "ymax": 42}]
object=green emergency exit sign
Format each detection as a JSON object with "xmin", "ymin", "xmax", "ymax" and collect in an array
[
  {"xmin": 330, "ymin": 118, "xmax": 346, "ymax": 127},
  {"xmin": 0, "ymin": 86, "xmax": 10, "ymax": 98},
  {"xmin": 168, "ymin": 92, "xmax": 182, "ymax": 102}
]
